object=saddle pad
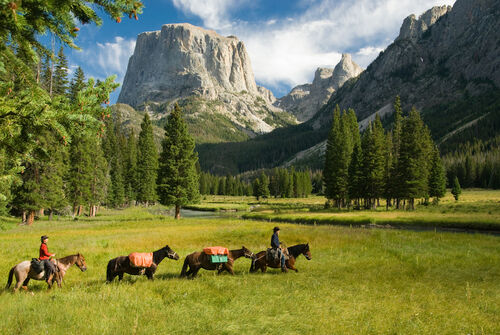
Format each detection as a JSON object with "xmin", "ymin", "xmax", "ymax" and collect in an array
[
  {"xmin": 203, "ymin": 246, "xmax": 229, "ymax": 255},
  {"xmin": 128, "ymin": 252, "xmax": 153, "ymax": 268}
]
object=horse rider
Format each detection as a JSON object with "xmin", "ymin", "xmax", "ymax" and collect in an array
[
  {"xmin": 39, "ymin": 235, "xmax": 57, "ymax": 281},
  {"xmin": 271, "ymin": 227, "xmax": 287, "ymax": 272}
]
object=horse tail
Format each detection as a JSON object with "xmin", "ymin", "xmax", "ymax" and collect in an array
[
  {"xmin": 106, "ymin": 259, "xmax": 114, "ymax": 282},
  {"xmin": 180, "ymin": 257, "xmax": 189, "ymax": 277},
  {"xmin": 6, "ymin": 267, "xmax": 14, "ymax": 289}
]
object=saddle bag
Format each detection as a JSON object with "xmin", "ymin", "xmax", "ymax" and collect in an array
[
  {"xmin": 203, "ymin": 246, "xmax": 229, "ymax": 264},
  {"xmin": 31, "ymin": 258, "xmax": 44, "ymax": 273},
  {"xmin": 128, "ymin": 252, "xmax": 153, "ymax": 268}
]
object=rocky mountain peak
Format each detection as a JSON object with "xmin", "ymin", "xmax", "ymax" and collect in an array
[
  {"xmin": 117, "ymin": 23, "xmax": 296, "ymax": 141},
  {"xmin": 276, "ymin": 53, "xmax": 363, "ymax": 122},
  {"xmin": 397, "ymin": 5, "xmax": 452, "ymax": 42},
  {"xmin": 330, "ymin": 53, "xmax": 363, "ymax": 90}
]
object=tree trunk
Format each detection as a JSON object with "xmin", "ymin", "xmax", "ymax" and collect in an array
[
  {"xmin": 77, "ymin": 205, "xmax": 84, "ymax": 216},
  {"xmin": 27, "ymin": 210, "xmax": 35, "ymax": 226},
  {"xmin": 175, "ymin": 205, "xmax": 181, "ymax": 219},
  {"xmin": 48, "ymin": 209, "xmax": 53, "ymax": 221},
  {"xmin": 22, "ymin": 211, "xmax": 27, "ymax": 223}
]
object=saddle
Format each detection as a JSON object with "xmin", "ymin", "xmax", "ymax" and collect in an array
[
  {"xmin": 128, "ymin": 252, "xmax": 153, "ymax": 268},
  {"xmin": 31, "ymin": 258, "xmax": 44, "ymax": 273},
  {"xmin": 266, "ymin": 248, "xmax": 289, "ymax": 264}
]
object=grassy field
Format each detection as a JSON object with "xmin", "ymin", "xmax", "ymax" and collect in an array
[
  {"xmin": 0, "ymin": 202, "xmax": 499, "ymax": 334},
  {"xmin": 192, "ymin": 190, "xmax": 500, "ymax": 231}
]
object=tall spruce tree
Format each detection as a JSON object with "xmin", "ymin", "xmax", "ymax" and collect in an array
[
  {"xmin": 52, "ymin": 46, "xmax": 69, "ymax": 96},
  {"xmin": 124, "ymin": 129, "xmax": 138, "ymax": 204},
  {"xmin": 428, "ymin": 145, "xmax": 446, "ymax": 203},
  {"xmin": 391, "ymin": 95, "xmax": 403, "ymax": 208},
  {"xmin": 361, "ymin": 115, "xmax": 386, "ymax": 209},
  {"xmin": 103, "ymin": 117, "xmax": 125, "ymax": 208},
  {"xmin": 68, "ymin": 135, "xmax": 93, "ymax": 216},
  {"xmin": 451, "ymin": 176, "xmax": 462, "ymax": 201},
  {"xmin": 69, "ymin": 66, "xmax": 85, "ymax": 103},
  {"xmin": 157, "ymin": 104, "xmax": 200, "ymax": 219},
  {"xmin": 398, "ymin": 108, "xmax": 432, "ymax": 209},
  {"xmin": 136, "ymin": 113, "xmax": 158, "ymax": 205},
  {"xmin": 324, "ymin": 105, "xmax": 351, "ymax": 207}
]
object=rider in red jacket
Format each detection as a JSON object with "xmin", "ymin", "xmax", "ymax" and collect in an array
[{"xmin": 39, "ymin": 235, "xmax": 57, "ymax": 281}]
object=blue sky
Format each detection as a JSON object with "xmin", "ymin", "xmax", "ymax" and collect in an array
[{"xmin": 62, "ymin": 0, "xmax": 456, "ymax": 102}]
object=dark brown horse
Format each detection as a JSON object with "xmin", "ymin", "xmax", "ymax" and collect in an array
[
  {"xmin": 250, "ymin": 243, "xmax": 311, "ymax": 273},
  {"xmin": 180, "ymin": 246, "xmax": 254, "ymax": 278},
  {"xmin": 106, "ymin": 245, "xmax": 179, "ymax": 282},
  {"xmin": 6, "ymin": 254, "xmax": 87, "ymax": 292}
]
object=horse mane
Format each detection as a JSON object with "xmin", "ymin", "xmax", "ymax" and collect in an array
[
  {"xmin": 57, "ymin": 254, "xmax": 79, "ymax": 264},
  {"xmin": 287, "ymin": 244, "xmax": 307, "ymax": 258}
]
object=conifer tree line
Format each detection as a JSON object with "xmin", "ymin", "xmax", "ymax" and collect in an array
[
  {"xmin": 1, "ymin": 43, "xmax": 200, "ymax": 221},
  {"xmin": 199, "ymin": 168, "xmax": 319, "ymax": 200},
  {"xmin": 323, "ymin": 97, "xmax": 447, "ymax": 210},
  {"xmin": 0, "ymin": 1, "xmax": 147, "ymax": 222},
  {"xmin": 442, "ymin": 137, "xmax": 500, "ymax": 189}
]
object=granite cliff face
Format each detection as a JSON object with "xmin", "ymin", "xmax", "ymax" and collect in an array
[
  {"xmin": 276, "ymin": 54, "xmax": 362, "ymax": 122},
  {"xmin": 198, "ymin": 0, "xmax": 500, "ymax": 173},
  {"xmin": 312, "ymin": 0, "xmax": 500, "ymax": 139},
  {"xmin": 118, "ymin": 23, "xmax": 295, "ymax": 142}
]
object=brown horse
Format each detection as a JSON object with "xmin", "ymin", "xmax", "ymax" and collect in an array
[
  {"xmin": 250, "ymin": 243, "xmax": 311, "ymax": 273},
  {"xmin": 6, "ymin": 254, "xmax": 87, "ymax": 292},
  {"xmin": 106, "ymin": 245, "xmax": 179, "ymax": 282},
  {"xmin": 180, "ymin": 246, "xmax": 254, "ymax": 278}
]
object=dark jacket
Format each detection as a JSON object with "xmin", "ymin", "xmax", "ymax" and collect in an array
[{"xmin": 271, "ymin": 232, "xmax": 280, "ymax": 249}]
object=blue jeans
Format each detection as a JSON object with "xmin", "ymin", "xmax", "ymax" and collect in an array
[{"xmin": 277, "ymin": 249, "xmax": 285, "ymax": 268}]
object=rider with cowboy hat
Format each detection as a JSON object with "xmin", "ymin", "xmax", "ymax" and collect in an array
[{"xmin": 271, "ymin": 227, "xmax": 287, "ymax": 272}]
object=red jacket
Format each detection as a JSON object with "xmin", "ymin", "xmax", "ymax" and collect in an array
[{"xmin": 39, "ymin": 243, "xmax": 54, "ymax": 260}]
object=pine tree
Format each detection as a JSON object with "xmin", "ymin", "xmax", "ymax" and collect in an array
[
  {"xmin": 39, "ymin": 131, "xmax": 68, "ymax": 220},
  {"xmin": 89, "ymin": 138, "xmax": 108, "ymax": 217},
  {"xmin": 68, "ymin": 135, "xmax": 93, "ymax": 216},
  {"xmin": 136, "ymin": 113, "xmax": 158, "ymax": 205},
  {"xmin": 451, "ymin": 176, "xmax": 462, "ymax": 201},
  {"xmin": 361, "ymin": 115, "xmax": 386, "ymax": 209},
  {"xmin": 391, "ymin": 95, "xmax": 403, "ymax": 208},
  {"xmin": 157, "ymin": 104, "xmax": 200, "ymax": 219},
  {"xmin": 103, "ymin": 117, "xmax": 125, "ymax": 207},
  {"xmin": 324, "ymin": 105, "xmax": 351, "ymax": 207},
  {"xmin": 398, "ymin": 108, "xmax": 432, "ymax": 209},
  {"xmin": 124, "ymin": 129, "xmax": 138, "ymax": 204},
  {"xmin": 52, "ymin": 46, "xmax": 69, "ymax": 96},
  {"xmin": 258, "ymin": 172, "xmax": 270, "ymax": 199},
  {"xmin": 428, "ymin": 146, "xmax": 446, "ymax": 204},
  {"xmin": 40, "ymin": 55, "xmax": 53, "ymax": 93},
  {"xmin": 69, "ymin": 66, "xmax": 85, "ymax": 103}
]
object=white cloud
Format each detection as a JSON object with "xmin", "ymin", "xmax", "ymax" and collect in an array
[
  {"xmin": 171, "ymin": 0, "xmax": 250, "ymax": 30},
  {"xmin": 171, "ymin": 0, "xmax": 456, "ymax": 96},
  {"xmin": 95, "ymin": 36, "xmax": 136, "ymax": 79},
  {"xmin": 76, "ymin": 36, "xmax": 136, "ymax": 84}
]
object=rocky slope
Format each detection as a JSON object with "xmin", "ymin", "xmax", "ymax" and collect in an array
[
  {"xmin": 275, "ymin": 54, "xmax": 363, "ymax": 122},
  {"xmin": 312, "ymin": 0, "xmax": 500, "ymax": 141},
  {"xmin": 198, "ymin": 0, "xmax": 500, "ymax": 173},
  {"xmin": 117, "ymin": 23, "xmax": 295, "ymax": 143}
]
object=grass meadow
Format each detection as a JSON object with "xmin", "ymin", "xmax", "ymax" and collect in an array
[{"xmin": 0, "ymin": 190, "xmax": 499, "ymax": 334}]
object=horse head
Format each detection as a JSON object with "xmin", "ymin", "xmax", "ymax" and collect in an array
[
  {"xmin": 75, "ymin": 253, "xmax": 87, "ymax": 271},
  {"xmin": 163, "ymin": 245, "xmax": 180, "ymax": 260},
  {"xmin": 303, "ymin": 243, "xmax": 312, "ymax": 260},
  {"xmin": 241, "ymin": 246, "xmax": 255, "ymax": 259}
]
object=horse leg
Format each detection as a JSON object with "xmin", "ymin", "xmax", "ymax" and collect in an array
[
  {"xmin": 146, "ymin": 268, "xmax": 155, "ymax": 280},
  {"xmin": 261, "ymin": 263, "xmax": 267, "ymax": 273},
  {"xmin": 22, "ymin": 277, "xmax": 30, "ymax": 290},
  {"xmin": 118, "ymin": 272, "xmax": 124, "ymax": 281},
  {"xmin": 46, "ymin": 274, "xmax": 54, "ymax": 289},
  {"xmin": 14, "ymin": 271, "xmax": 26, "ymax": 292},
  {"xmin": 190, "ymin": 267, "xmax": 200, "ymax": 278}
]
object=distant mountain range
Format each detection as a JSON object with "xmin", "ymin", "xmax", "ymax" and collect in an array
[{"xmin": 198, "ymin": 0, "xmax": 500, "ymax": 174}]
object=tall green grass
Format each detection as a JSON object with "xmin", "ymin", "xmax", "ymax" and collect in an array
[{"xmin": 0, "ymin": 206, "xmax": 499, "ymax": 334}]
